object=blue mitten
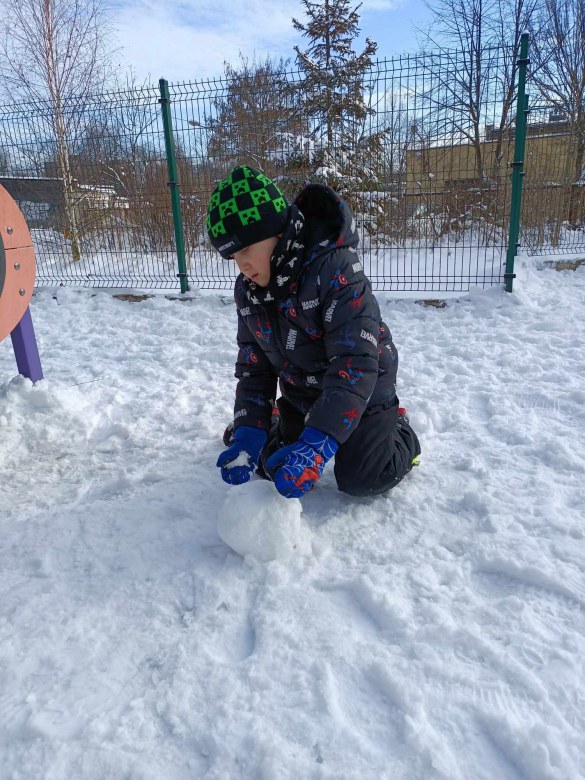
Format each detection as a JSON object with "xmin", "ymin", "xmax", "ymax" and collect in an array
[
  {"xmin": 265, "ymin": 427, "xmax": 338, "ymax": 498},
  {"xmin": 217, "ymin": 426, "xmax": 268, "ymax": 485}
]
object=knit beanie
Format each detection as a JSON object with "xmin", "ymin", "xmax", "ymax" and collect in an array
[{"xmin": 206, "ymin": 165, "xmax": 289, "ymax": 258}]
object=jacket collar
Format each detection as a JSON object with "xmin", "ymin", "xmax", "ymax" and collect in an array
[{"xmin": 244, "ymin": 204, "xmax": 307, "ymax": 304}]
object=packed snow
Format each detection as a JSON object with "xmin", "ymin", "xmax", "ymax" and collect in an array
[
  {"xmin": 1, "ymin": 260, "xmax": 584, "ymax": 779},
  {"xmin": 218, "ymin": 481, "xmax": 310, "ymax": 563}
]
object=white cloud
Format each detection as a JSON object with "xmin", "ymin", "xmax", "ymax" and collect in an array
[
  {"xmin": 112, "ymin": 0, "xmax": 303, "ymax": 83},
  {"xmin": 111, "ymin": 0, "xmax": 408, "ymax": 84},
  {"xmin": 361, "ymin": 0, "xmax": 403, "ymax": 9}
]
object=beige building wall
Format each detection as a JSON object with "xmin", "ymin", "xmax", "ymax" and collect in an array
[{"xmin": 405, "ymin": 134, "xmax": 574, "ymax": 195}]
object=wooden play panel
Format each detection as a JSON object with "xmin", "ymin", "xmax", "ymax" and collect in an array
[{"xmin": 0, "ymin": 184, "xmax": 36, "ymax": 342}]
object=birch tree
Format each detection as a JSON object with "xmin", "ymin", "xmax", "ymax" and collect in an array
[{"xmin": 0, "ymin": 0, "xmax": 114, "ymax": 260}]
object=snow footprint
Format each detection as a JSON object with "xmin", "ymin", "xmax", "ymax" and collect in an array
[
  {"xmin": 0, "ymin": 688, "xmax": 33, "ymax": 740},
  {"xmin": 311, "ymin": 659, "xmax": 410, "ymax": 763},
  {"xmin": 187, "ymin": 568, "xmax": 257, "ymax": 664},
  {"xmin": 209, "ymin": 598, "xmax": 256, "ymax": 663},
  {"xmin": 313, "ymin": 575, "xmax": 413, "ymax": 644},
  {"xmin": 473, "ymin": 557, "xmax": 585, "ymax": 610},
  {"xmin": 518, "ymin": 393, "xmax": 563, "ymax": 418}
]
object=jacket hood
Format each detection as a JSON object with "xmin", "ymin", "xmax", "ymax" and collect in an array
[
  {"xmin": 237, "ymin": 185, "xmax": 359, "ymax": 306},
  {"xmin": 294, "ymin": 184, "xmax": 359, "ymax": 254}
]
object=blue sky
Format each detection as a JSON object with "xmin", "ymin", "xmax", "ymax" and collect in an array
[{"xmin": 112, "ymin": 0, "xmax": 435, "ymax": 84}]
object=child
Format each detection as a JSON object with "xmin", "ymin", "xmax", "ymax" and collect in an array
[{"xmin": 208, "ymin": 165, "xmax": 420, "ymax": 499}]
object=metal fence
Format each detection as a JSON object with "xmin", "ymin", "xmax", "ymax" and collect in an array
[
  {"xmin": 522, "ymin": 103, "xmax": 585, "ymax": 256},
  {"xmin": 0, "ymin": 41, "xmax": 569, "ymax": 292},
  {"xmin": 0, "ymin": 85, "xmax": 178, "ymax": 288},
  {"xmin": 167, "ymin": 47, "xmax": 515, "ymax": 293}
]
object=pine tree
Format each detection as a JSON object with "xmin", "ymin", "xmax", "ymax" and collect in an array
[
  {"xmin": 293, "ymin": 0, "xmax": 377, "ymax": 148},
  {"xmin": 292, "ymin": 1, "xmax": 384, "ymax": 231}
]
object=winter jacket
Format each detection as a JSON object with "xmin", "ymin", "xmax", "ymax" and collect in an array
[{"xmin": 232, "ymin": 184, "xmax": 399, "ymax": 445}]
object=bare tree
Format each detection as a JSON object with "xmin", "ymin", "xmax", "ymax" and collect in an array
[
  {"xmin": 530, "ymin": 0, "xmax": 585, "ymax": 227},
  {"xmin": 64, "ymin": 73, "xmax": 167, "ymax": 254},
  {"xmin": 206, "ymin": 55, "xmax": 308, "ymax": 176},
  {"xmin": 419, "ymin": 0, "xmax": 493, "ymax": 182},
  {"xmin": 75, "ymin": 72, "xmax": 161, "ymax": 199},
  {"xmin": 420, "ymin": 0, "xmax": 539, "ymax": 180},
  {"xmin": 0, "ymin": 0, "xmax": 115, "ymax": 260},
  {"xmin": 490, "ymin": 0, "xmax": 540, "ymax": 176}
]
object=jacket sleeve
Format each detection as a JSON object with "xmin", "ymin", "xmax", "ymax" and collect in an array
[
  {"xmin": 304, "ymin": 250, "xmax": 381, "ymax": 443},
  {"xmin": 233, "ymin": 311, "xmax": 278, "ymax": 432}
]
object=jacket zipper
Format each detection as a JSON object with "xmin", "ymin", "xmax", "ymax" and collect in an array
[{"xmin": 265, "ymin": 302, "xmax": 286, "ymax": 361}]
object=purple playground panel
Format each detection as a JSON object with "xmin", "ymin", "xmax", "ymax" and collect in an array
[
  {"xmin": 0, "ymin": 185, "xmax": 44, "ymax": 383},
  {"xmin": 10, "ymin": 307, "xmax": 44, "ymax": 383}
]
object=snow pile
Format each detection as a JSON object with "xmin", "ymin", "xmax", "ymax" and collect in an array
[{"xmin": 218, "ymin": 479, "xmax": 310, "ymax": 562}]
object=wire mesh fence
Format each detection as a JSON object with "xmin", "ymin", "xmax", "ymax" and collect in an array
[
  {"xmin": 168, "ymin": 47, "xmax": 515, "ymax": 292},
  {"xmin": 521, "ymin": 103, "xmax": 585, "ymax": 256},
  {"xmin": 0, "ymin": 43, "xmax": 555, "ymax": 292},
  {"xmin": 0, "ymin": 85, "xmax": 179, "ymax": 288}
]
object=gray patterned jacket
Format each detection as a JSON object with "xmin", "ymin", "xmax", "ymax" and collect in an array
[{"xmin": 232, "ymin": 184, "xmax": 399, "ymax": 444}]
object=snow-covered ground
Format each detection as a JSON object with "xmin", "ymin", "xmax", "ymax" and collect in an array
[{"xmin": 1, "ymin": 261, "xmax": 584, "ymax": 779}]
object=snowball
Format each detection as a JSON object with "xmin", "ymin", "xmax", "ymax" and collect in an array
[{"xmin": 217, "ymin": 480, "xmax": 312, "ymax": 562}]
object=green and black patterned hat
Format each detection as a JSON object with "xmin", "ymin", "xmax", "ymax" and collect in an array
[{"xmin": 206, "ymin": 165, "xmax": 289, "ymax": 258}]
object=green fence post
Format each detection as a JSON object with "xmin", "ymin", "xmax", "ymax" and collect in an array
[
  {"xmin": 159, "ymin": 78, "xmax": 189, "ymax": 293},
  {"xmin": 505, "ymin": 33, "xmax": 530, "ymax": 293}
]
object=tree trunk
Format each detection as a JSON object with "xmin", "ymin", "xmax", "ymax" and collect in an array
[
  {"xmin": 43, "ymin": 0, "xmax": 82, "ymax": 261},
  {"xmin": 54, "ymin": 111, "xmax": 82, "ymax": 262},
  {"xmin": 325, "ymin": 0, "xmax": 333, "ymax": 149},
  {"xmin": 568, "ymin": 131, "xmax": 585, "ymax": 228},
  {"xmin": 490, "ymin": 94, "xmax": 514, "ymax": 180}
]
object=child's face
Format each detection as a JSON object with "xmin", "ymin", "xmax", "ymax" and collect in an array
[{"xmin": 232, "ymin": 236, "xmax": 279, "ymax": 287}]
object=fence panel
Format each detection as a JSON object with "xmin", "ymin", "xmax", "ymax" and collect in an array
[
  {"xmin": 522, "ymin": 103, "xmax": 585, "ymax": 256},
  {"xmin": 168, "ymin": 49, "xmax": 513, "ymax": 292},
  {"xmin": 0, "ymin": 46, "xmax": 522, "ymax": 291},
  {"xmin": 0, "ymin": 85, "xmax": 180, "ymax": 288}
]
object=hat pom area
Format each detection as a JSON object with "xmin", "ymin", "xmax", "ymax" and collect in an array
[{"xmin": 207, "ymin": 165, "xmax": 289, "ymax": 258}]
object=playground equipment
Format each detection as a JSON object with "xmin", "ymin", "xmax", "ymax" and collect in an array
[{"xmin": 0, "ymin": 183, "xmax": 43, "ymax": 381}]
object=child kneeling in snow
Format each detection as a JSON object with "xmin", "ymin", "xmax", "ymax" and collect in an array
[{"xmin": 208, "ymin": 165, "xmax": 420, "ymax": 499}]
